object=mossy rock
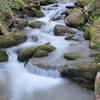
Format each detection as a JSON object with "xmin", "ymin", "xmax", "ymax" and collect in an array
[
  {"xmin": 0, "ymin": 50, "xmax": 8, "ymax": 62},
  {"xmin": 84, "ymin": 18, "xmax": 100, "ymax": 49},
  {"xmin": 64, "ymin": 35, "xmax": 74, "ymax": 40},
  {"xmin": 31, "ymin": 8, "xmax": 45, "ymax": 17},
  {"xmin": 0, "ymin": 33, "xmax": 27, "ymax": 48},
  {"xmin": 65, "ymin": 8, "xmax": 85, "ymax": 27},
  {"xmin": 33, "ymin": 50, "xmax": 48, "ymax": 57},
  {"xmin": 61, "ymin": 65, "xmax": 100, "ymax": 90},
  {"xmin": 17, "ymin": 19, "xmax": 28, "ymax": 30},
  {"xmin": 18, "ymin": 45, "xmax": 56, "ymax": 62},
  {"xmin": 54, "ymin": 25, "xmax": 75, "ymax": 36},
  {"xmin": 29, "ymin": 21, "xmax": 45, "ymax": 28},
  {"xmin": 64, "ymin": 53, "xmax": 80, "ymax": 60}
]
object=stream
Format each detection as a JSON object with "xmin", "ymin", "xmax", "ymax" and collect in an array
[{"xmin": 0, "ymin": 0, "xmax": 94, "ymax": 100}]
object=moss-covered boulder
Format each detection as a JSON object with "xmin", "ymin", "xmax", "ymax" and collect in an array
[
  {"xmin": 17, "ymin": 19, "xmax": 28, "ymax": 30},
  {"xmin": 54, "ymin": 25, "xmax": 75, "ymax": 36},
  {"xmin": 65, "ymin": 8, "xmax": 85, "ymax": 27},
  {"xmin": 84, "ymin": 18, "xmax": 100, "ymax": 49},
  {"xmin": 33, "ymin": 50, "xmax": 48, "ymax": 57},
  {"xmin": 29, "ymin": 21, "xmax": 45, "ymax": 28},
  {"xmin": 0, "ymin": 50, "xmax": 8, "ymax": 62},
  {"xmin": 0, "ymin": 33, "xmax": 27, "ymax": 48},
  {"xmin": 64, "ymin": 53, "xmax": 80, "ymax": 60},
  {"xmin": 18, "ymin": 45, "xmax": 56, "ymax": 62},
  {"xmin": 61, "ymin": 65, "xmax": 99, "ymax": 90}
]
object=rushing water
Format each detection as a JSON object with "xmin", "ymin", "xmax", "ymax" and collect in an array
[{"xmin": 0, "ymin": 0, "xmax": 94, "ymax": 100}]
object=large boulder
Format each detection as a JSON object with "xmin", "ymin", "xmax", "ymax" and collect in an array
[
  {"xmin": 65, "ymin": 8, "xmax": 86, "ymax": 27},
  {"xmin": 0, "ymin": 33, "xmax": 27, "ymax": 48},
  {"xmin": 84, "ymin": 18, "xmax": 100, "ymax": 49},
  {"xmin": 61, "ymin": 65, "xmax": 99, "ymax": 90},
  {"xmin": 18, "ymin": 45, "xmax": 56, "ymax": 62},
  {"xmin": 29, "ymin": 21, "xmax": 45, "ymax": 28},
  {"xmin": 0, "ymin": 50, "xmax": 8, "ymax": 62},
  {"xmin": 54, "ymin": 25, "xmax": 75, "ymax": 36}
]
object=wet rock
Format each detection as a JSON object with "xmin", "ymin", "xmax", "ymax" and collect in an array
[
  {"xmin": 29, "ymin": 21, "xmax": 45, "ymax": 28},
  {"xmin": 33, "ymin": 50, "xmax": 48, "ymax": 57},
  {"xmin": 84, "ymin": 18, "xmax": 100, "ymax": 49},
  {"xmin": 16, "ymin": 19, "xmax": 28, "ymax": 30},
  {"xmin": 61, "ymin": 65, "xmax": 99, "ymax": 90},
  {"xmin": 0, "ymin": 50, "xmax": 8, "ymax": 62},
  {"xmin": 18, "ymin": 45, "xmax": 56, "ymax": 62},
  {"xmin": 64, "ymin": 53, "xmax": 80, "ymax": 60},
  {"xmin": 64, "ymin": 35, "xmax": 74, "ymax": 40},
  {"xmin": 54, "ymin": 25, "xmax": 75, "ymax": 36},
  {"xmin": 24, "ymin": 7, "xmax": 45, "ymax": 18},
  {"xmin": 0, "ymin": 33, "xmax": 27, "ymax": 48},
  {"xmin": 32, "ymin": 8, "xmax": 45, "ymax": 17},
  {"xmin": 65, "ymin": 8, "xmax": 85, "ymax": 27}
]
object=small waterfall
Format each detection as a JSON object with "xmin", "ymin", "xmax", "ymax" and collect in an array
[{"xmin": 26, "ymin": 63, "xmax": 61, "ymax": 78}]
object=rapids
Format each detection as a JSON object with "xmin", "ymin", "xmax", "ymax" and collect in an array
[{"xmin": 0, "ymin": 0, "xmax": 94, "ymax": 100}]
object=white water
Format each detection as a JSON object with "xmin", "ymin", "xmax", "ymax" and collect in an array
[{"xmin": 0, "ymin": 0, "xmax": 94, "ymax": 100}]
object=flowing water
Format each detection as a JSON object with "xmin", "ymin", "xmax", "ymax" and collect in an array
[{"xmin": 0, "ymin": 0, "xmax": 94, "ymax": 100}]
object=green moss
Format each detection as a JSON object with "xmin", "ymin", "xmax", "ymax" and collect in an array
[
  {"xmin": 35, "ymin": 45, "xmax": 56, "ymax": 53},
  {"xmin": 94, "ymin": 52, "xmax": 100, "ymax": 63},
  {"xmin": 33, "ymin": 50, "xmax": 48, "ymax": 57},
  {"xmin": 61, "ymin": 65, "xmax": 100, "ymax": 90},
  {"xmin": 0, "ymin": 50, "xmax": 8, "ymax": 62},
  {"xmin": 18, "ymin": 45, "xmax": 56, "ymax": 62},
  {"xmin": 29, "ymin": 21, "xmax": 44, "ymax": 28},
  {"xmin": 32, "ymin": 8, "xmax": 45, "ymax": 17},
  {"xmin": 89, "ymin": 40, "xmax": 100, "ymax": 49},
  {"xmin": 64, "ymin": 53, "xmax": 80, "ymax": 60},
  {"xmin": 0, "ymin": 33, "xmax": 27, "ymax": 48},
  {"xmin": 73, "ymin": 63, "xmax": 86, "ymax": 67},
  {"xmin": 65, "ymin": 35, "xmax": 74, "ymax": 40}
]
